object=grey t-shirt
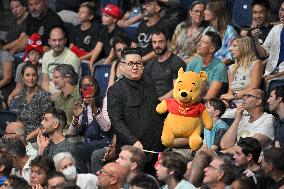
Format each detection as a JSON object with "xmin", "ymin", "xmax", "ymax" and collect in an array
[{"xmin": 44, "ymin": 138, "xmax": 72, "ymax": 159}]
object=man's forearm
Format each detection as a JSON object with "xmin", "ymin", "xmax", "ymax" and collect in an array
[
  {"xmin": 254, "ymin": 38, "xmax": 268, "ymax": 58},
  {"xmin": 220, "ymin": 119, "xmax": 241, "ymax": 149},
  {"xmin": 142, "ymin": 51, "xmax": 156, "ymax": 64},
  {"xmin": 159, "ymin": 90, "xmax": 173, "ymax": 101}
]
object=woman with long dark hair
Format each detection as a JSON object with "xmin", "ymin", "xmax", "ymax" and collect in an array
[{"xmin": 16, "ymin": 63, "xmax": 53, "ymax": 142}]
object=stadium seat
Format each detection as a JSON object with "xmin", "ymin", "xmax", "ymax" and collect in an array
[
  {"xmin": 81, "ymin": 62, "xmax": 91, "ymax": 77},
  {"xmin": 93, "ymin": 64, "xmax": 112, "ymax": 101},
  {"xmin": 232, "ymin": 0, "xmax": 253, "ymax": 27}
]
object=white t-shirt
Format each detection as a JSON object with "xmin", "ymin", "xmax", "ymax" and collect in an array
[
  {"xmin": 237, "ymin": 112, "xmax": 275, "ymax": 141},
  {"xmin": 42, "ymin": 47, "xmax": 81, "ymax": 94},
  {"xmin": 76, "ymin": 173, "xmax": 98, "ymax": 189}
]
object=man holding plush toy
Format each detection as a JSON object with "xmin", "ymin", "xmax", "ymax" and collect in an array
[{"xmin": 107, "ymin": 47, "xmax": 163, "ymax": 156}]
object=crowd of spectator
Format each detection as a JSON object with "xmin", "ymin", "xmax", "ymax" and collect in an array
[{"xmin": 0, "ymin": 0, "xmax": 284, "ymax": 188}]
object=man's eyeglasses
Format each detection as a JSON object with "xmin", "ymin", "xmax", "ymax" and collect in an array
[
  {"xmin": 121, "ymin": 61, "xmax": 143, "ymax": 68},
  {"xmin": 243, "ymin": 93, "xmax": 260, "ymax": 100},
  {"xmin": 207, "ymin": 165, "xmax": 220, "ymax": 171},
  {"xmin": 3, "ymin": 132, "xmax": 18, "ymax": 138},
  {"xmin": 53, "ymin": 75, "xmax": 62, "ymax": 80},
  {"xmin": 97, "ymin": 169, "xmax": 114, "ymax": 177}
]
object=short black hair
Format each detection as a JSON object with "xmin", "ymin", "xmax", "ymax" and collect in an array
[
  {"xmin": 121, "ymin": 47, "xmax": 142, "ymax": 60},
  {"xmin": 270, "ymin": 85, "xmax": 284, "ymax": 103},
  {"xmin": 207, "ymin": 98, "xmax": 226, "ymax": 117},
  {"xmin": 204, "ymin": 31, "xmax": 222, "ymax": 53},
  {"xmin": 129, "ymin": 174, "xmax": 160, "ymax": 189},
  {"xmin": 112, "ymin": 35, "xmax": 131, "ymax": 49},
  {"xmin": 263, "ymin": 147, "xmax": 284, "ymax": 171},
  {"xmin": 161, "ymin": 151, "xmax": 187, "ymax": 182},
  {"xmin": 252, "ymin": 0, "xmax": 270, "ymax": 12},
  {"xmin": 237, "ymin": 137, "xmax": 262, "ymax": 164},
  {"xmin": 152, "ymin": 27, "xmax": 169, "ymax": 41},
  {"xmin": 44, "ymin": 109, "xmax": 67, "ymax": 130},
  {"xmin": 47, "ymin": 171, "xmax": 66, "ymax": 181},
  {"xmin": 55, "ymin": 182, "xmax": 81, "ymax": 189}
]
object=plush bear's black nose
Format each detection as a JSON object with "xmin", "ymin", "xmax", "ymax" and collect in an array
[{"xmin": 181, "ymin": 92, "xmax": 187, "ymax": 97}]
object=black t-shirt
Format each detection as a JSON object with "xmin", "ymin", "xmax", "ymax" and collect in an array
[
  {"xmin": 98, "ymin": 26, "xmax": 130, "ymax": 56},
  {"xmin": 145, "ymin": 53, "xmax": 186, "ymax": 97},
  {"xmin": 134, "ymin": 19, "xmax": 165, "ymax": 56},
  {"xmin": 6, "ymin": 17, "xmax": 27, "ymax": 43},
  {"xmin": 26, "ymin": 8, "xmax": 64, "ymax": 45},
  {"xmin": 69, "ymin": 23, "xmax": 101, "ymax": 52},
  {"xmin": 258, "ymin": 24, "xmax": 273, "ymax": 44},
  {"xmin": 275, "ymin": 118, "xmax": 284, "ymax": 148}
]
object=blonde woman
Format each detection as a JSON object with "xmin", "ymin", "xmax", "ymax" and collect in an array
[{"xmin": 221, "ymin": 36, "xmax": 262, "ymax": 118}]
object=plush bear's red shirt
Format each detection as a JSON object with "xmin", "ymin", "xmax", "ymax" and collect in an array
[{"xmin": 165, "ymin": 98, "xmax": 205, "ymax": 117}]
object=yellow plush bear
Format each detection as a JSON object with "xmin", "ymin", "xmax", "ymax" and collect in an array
[{"xmin": 156, "ymin": 68, "xmax": 213, "ymax": 151}]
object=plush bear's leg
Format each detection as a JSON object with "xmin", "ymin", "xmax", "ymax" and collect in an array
[
  {"xmin": 161, "ymin": 126, "xmax": 174, "ymax": 148},
  {"xmin": 188, "ymin": 127, "xmax": 203, "ymax": 151}
]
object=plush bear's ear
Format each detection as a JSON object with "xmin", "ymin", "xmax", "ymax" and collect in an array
[
  {"xmin": 178, "ymin": 67, "xmax": 184, "ymax": 77},
  {"xmin": 199, "ymin": 71, "xmax": 207, "ymax": 81}
]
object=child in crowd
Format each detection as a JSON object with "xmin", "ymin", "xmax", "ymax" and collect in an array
[
  {"xmin": 69, "ymin": 1, "xmax": 101, "ymax": 62},
  {"xmin": 7, "ymin": 33, "xmax": 43, "ymax": 106},
  {"xmin": 203, "ymin": 98, "xmax": 229, "ymax": 151}
]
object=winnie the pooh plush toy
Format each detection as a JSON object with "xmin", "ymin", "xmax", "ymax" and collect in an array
[{"xmin": 156, "ymin": 68, "xmax": 213, "ymax": 151}]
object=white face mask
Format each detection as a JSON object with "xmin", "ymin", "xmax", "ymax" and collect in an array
[{"xmin": 62, "ymin": 165, "xmax": 77, "ymax": 181}]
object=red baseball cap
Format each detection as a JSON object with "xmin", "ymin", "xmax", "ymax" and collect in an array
[
  {"xmin": 26, "ymin": 33, "xmax": 43, "ymax": 54},
  {"xmin": 101, "ymin": 4, "xmax": 121, "ymax": 19}
]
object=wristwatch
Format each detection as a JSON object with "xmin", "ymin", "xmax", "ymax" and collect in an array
[{"xmin": 233, "ymin": 92, "xmax": 238, "ymax": 99}]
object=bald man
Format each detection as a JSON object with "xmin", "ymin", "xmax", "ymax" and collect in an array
[
  {"xmin": 96, "ymin": 162, "xmax": 127, "ymax": 189},
  {"xmin": 221, "ymin": 88, "xmax": 275, "ymax": 153},
  {"xmin": 41, "ymin": 27, "xmax": 80, "ymax": 94},
  {"xmin": 4, "ymin": 122, "xmax": 37, "ymax": 156}
]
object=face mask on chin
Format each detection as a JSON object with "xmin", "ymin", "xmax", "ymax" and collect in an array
[{"xmin": 62, "ymin": 165, "xmax": 77, "ymax": 181}]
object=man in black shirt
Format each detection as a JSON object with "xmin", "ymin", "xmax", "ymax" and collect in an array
[
  {"xmin": 107, "ymin": 47, "xmax": 163, "ymax": 155},
  {"xmin": 267, "ymin": 85, "xmax": 284, "ymax": 148},
  {"xmin": 18, "ymin": 0, "xmax": 64, "ymax": 53},
  {"xmin": 132, "ymin": 0, "xmax": 165, "ymax": 63},
  {"xmin": 262, "ymin": 147, "xmax": 284, "ymax": 189},
  {"xmin": 240, "ymin": 0, "xmax": 273, "ymax": 45},
  {"xmin": 145, "ymin": 28, "xmax": 186, "ymax": 101}
]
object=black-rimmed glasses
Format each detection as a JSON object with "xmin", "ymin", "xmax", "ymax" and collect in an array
[
  {"xmin": 121, "ymin": 61, "xmax": 143, "ymax": 68},
  {"xmin": 243, "ymin": 93, "xmax": 260, "ymax": 99}
]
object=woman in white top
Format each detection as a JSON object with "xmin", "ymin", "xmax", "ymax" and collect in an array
[
  {"xmin": 53, "ymin": 152, "xmax": 97, "ymax": 189},
  {"xmin": 221, "ymin": 36, "xmax": 262, "ymax": 118}
]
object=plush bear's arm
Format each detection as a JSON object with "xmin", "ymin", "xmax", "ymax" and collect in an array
[
  {"xmin": 201, "ymin": 109, "xmax": 213, "ymax": 131},
  {"xmin": 156, "ymin": 100, "xmax": 168, "ymax": 114}
]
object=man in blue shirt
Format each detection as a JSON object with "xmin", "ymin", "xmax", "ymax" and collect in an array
[{"xmin": 186, "ymin": 31, "xmax": 227, "ymax": 100}]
